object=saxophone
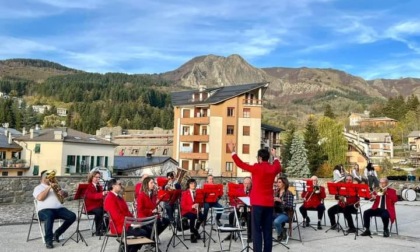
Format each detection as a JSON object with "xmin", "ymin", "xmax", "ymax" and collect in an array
[{"xmin": 46, "ymin": 170, "xmax": 65, "ymax": 204}]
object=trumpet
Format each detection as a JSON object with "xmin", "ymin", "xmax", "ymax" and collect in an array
[{"xmin": 313, "ymin": 185, "xmax": 321, "ymax": 194}]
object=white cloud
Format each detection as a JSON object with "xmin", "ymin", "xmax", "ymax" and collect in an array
[{"xmin": 0, "ymin": 36, "xmax": 57, "ymax": 56}]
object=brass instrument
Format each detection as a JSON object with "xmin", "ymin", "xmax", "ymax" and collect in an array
[
  {"xmin": 175, "ymin": 167, "xmax": 191, "ymax": 189},
  {"xmin": 313, "ymin": 185, "xmax": 321, "ymax": 194},
  {"xmin": 46, "ymin": 170, "xmax": 65, "ymax": 204},
  {"xmin": 376, "ymin": 182, "xmax": 394, "ymax": 196}
]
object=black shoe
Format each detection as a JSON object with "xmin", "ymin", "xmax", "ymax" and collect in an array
[
  {"xmin": 360, "ymin": 230, "xmax": 371, "ymax": 236},
  {"xmin": 191, "ymin": 234, "xmax": 197, "ymax": 243},
  {"xmin": 281, "ymin": 229, "xmax": 288, "ymax": 240},
  {"xmin": 46, "ymin": 242, "xmax": 54, "ymax": 249},
  {"xmin": 277, "ymin": 235, "xmax": 282, "ymax": 242},
  {"xmin": 347, "ymin": 228, "xmax": 357, "ymax": 233},
  {"xmin": 216, "ymin": 220, "xmax": 223, "ymax": 227},
  {"xmin": 383, "ymin": 229, "xmax": 390, "ymax": 237},
  {"xmin": 317, "ymin": 222, "xmax": 322, "ymax": 230},
  {"xmin": 53, "ymin": 232, "xmax": 60, "ymax": 243},
  {"xmin": 306, "ymin": 217, "xmax": 310, "ymax": 226}
]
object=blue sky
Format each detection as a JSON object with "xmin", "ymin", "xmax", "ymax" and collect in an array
[{"xmin": 1, "ymin": 0, "xmax": 419, "ymax": 80}]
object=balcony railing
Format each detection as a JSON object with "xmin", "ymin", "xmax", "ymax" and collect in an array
[
  {"xmin": 0, "ymin": 159, "xmax": 29, "ymax": 169},
  {"xmin": 180, "ymin": 117, "xmax": 210, "ymax": 125},
  {"xmin": 180, "ymin": 134, "xmax": 209, "ymax": 142},
  {"xmin": 179, "ymin": 152, "xmax": 209, "ymax": 160},
  {"xmin": 243, "ymin": 99, "xmax": 262, "ymax": 106}
]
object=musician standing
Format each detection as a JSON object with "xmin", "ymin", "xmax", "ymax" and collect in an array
[
  {"xmin": 361, "ymin": 178, "xmax": 397, "ymax": 237},
  {"xmin": 33, "ymin": 170, "xmax": 76, "ymax": 249},
  {"xmin": 180, "ymin": 178, "xmax": 204, "ymax": 243},
  {"xmin": 273, "ymin": 177, "xmax": 294, "ymax": 242},
  {"xmin": 84, "ymin": 171, "xmax": 108, "ymax": 236},
  {"xmin": 164, "ymin": 172, "xmax": 181, "ymax": 223},
  {"xmin": 299, "ymin": 176, "xmax": 326, "ymax": 230},
  {"xmin": 327, "ymin": 175, "xmax": 359, "ymax": 233},
  {"xmin": 104, "ymin": 179, "xmax": 151, "ymax": 252},
  {"xmin": 136, "ymin": 177, "xmax": 170, "ymax": 236},
  {"xmin": 203, "ymin": 175, "xmax": 223, "ymax": 226},
  {"xmin": 364, "ymin": 162, "xmax": 379, "ymax": 191},
  {"xmin": 228, "ymin": 143, "xmax": 281, "ymax": 252}
]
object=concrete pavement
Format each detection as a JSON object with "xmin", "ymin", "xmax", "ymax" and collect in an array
[{"xmin": 1, "ymin": 200, "xmax": 419, "ymax": 251}]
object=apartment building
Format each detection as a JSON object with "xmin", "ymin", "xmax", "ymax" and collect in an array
[{"xmin": 171, "ymin": 82, "xmax": 269, "ymax": 177}]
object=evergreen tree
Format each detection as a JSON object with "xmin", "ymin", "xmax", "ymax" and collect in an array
[
  {"xmin": 323, "ymin": 104, "xmax": 335, "ymax": 119},
  {"xmin": 286, "ymin": 132, "xmax": 311, "ymax": 178},
  {"xmin": 304, "ymin": 116, "xmax": 324, "ymax": 175},
  {"xmin": 281, "ymin": 125, "xmax": 296, "ymax": 169}
]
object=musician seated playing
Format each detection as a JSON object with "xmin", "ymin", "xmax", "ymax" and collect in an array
[
  {"xmin": 104, "ymin": 179, "xmax": 151, "ymax": 252},
  {"xmin": 33, "ymin": 170, "xmax": 76, "ymax": 249},
  {"xmin": 361, "ymin": 178, "xmax": 397, "ymax": 238},
  {"xmin": 225, "ymin": 177, "xmax": 252, "ymax": 241},
  {"xmin": 203, "ymin": 175, "xmax": 223, "ymax": 227},
  {"xmin": 163, "ymin": 172, "xmax": 181, "ymax": 223},
  {"xmin": 327, "ymin": 175, "xmax": 359, "ymax": 233},
  {"xmin": 136, "ymin": 177, "xmax": 170, "ymax": 236},
  {"xmin": 84, "ymin": 171, "xmax": 108, "ymax": 236},
  {"xmin": 273, "ymin": 177, "xmax": 294, "ymax": 242},
  {"xmin": 180, "ymin": 178, "xmax": 204, "ymax": 243},
  {"xmin": 299, "ymin": 176, "xmax": 326, "ymax": 230},
  {"xmin": 134, "ymin": 174, "xmax": 149, "ymax": 199}
]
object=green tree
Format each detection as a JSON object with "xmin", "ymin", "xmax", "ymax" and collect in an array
[
  {"xmin": 317, "ymin": 117, "xmax": 347, "ymax": 166},
  {"xmin": 304, "ymin": 116, "xmax": 325, "ymax": 174},
  {"xmin": 323, "ymin": 104, "xmax": 335, "ymax": 119},
  {"xmin": 281, "ymin": 124, "xmax": 296, "ymax": 169},
  {"xmin": 286, "ymin": 132, "xmax": 311, "ymax": 178}
]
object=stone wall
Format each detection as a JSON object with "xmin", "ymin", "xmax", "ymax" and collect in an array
[{"xmin": 0, "ymin": 176, "xmax": 419, "ymax": 204}]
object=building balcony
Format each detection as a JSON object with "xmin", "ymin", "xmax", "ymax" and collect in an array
[
  {"xmin": 179, "ymin": 134, "xmax": 209, "ymax": 142},
  {"xmin": 243, "ymin": 99, "xmax": 262, "ymax": 106},
  {"xmin": 179, "ymin": 152, "xmax": 209, "ymax": 160},
  {"xmin": 180, "ymin": 117, "xmax": 210, "ymax": 125},
  {"xmin": 0, "ymin": 159, "xmax": 29, "ymax": 169}
]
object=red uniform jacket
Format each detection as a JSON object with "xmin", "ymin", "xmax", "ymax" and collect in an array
[
  {"xmin": 134, "ymin": 183, "xmax": 142, "ymax": 199},
  {"xmin": 301, "ymin": 186, "xmax": 326, "ymax": 208},
  {"xmin": 84, "ymin": 183, "xmax": 104, "ymax": 213},
  {"xmin": 372, "ymin": 188, "xmax": 397, "ymax": 223},
  {"xmin": 136, "ymin": 192, "xmax": 157, "ymax": 218},
  {"xmin": 104, "ymin": 192, "xmax": 133, "ymax": 235},
  {"xmin": 181, "ymin": 190, "xmax": 197, "ymax": 216},
  {"xmin": 232, "ymin": 154, "xmax": 281, "ymax": 207}
]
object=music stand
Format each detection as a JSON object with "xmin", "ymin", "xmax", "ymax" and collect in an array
[
  {"xmin": 352, "ymin": 183, "xmax": 371, "ymax": 239},
  {"xmin": 237, "ymin": 196, "xmax": 253, "ymax": 252},
  {"xmin": 199, "ymin": 187, "xmax": 219, "ymax": 246},
  {"xmin": 325, "ymin": 182, "xmax": 347, "ymax": 235},
  {"xmin": 62, "ymin": 183, "xmax": 88, "ymax": 246},
  {"xmin": 165, "ymin": 190, "xmax": 189, "ymax": 252},
  {"xmin": 294, "ymin": 179, "xmax": 317, "ymax": 231}
]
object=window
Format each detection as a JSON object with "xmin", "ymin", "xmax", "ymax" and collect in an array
[
  {"xmin": 183, "ymin": 126, "xmax": 190, "ymax": 135},
  {"xmin": 227, "ymin": 107, "xmax": 235, "ymax": 117},
  {"xmin": 227, "ymin": 125, "xmax": 234, "ymax": 135},
  {"xmin": 2, "ymin": 171, "xmax": 8, "ymax": 176},
  {"xmin": 243, "ymin": 126, "xmax": 250, "ymax": 136},
  {"xmin": 202, "ymin": 126, "xmax": 207, "ymax": 135},
  {"xmin": 182, "ymin": 160, "xmax": 189, "ymax": 169},
  {"xmin": 182, "ymin": 109, "xmax": 190, "ymax": 118},
  {"xmin": 226, "ymin": 143, "xmax": 231, "ymax": 153},
  {"xmin": 34, "ymin": 144, "xmax": 41, "ymax": 153},
  {"xmin": 67, "ymin": 155, "xmax": 76, "ymax": 166},
  {"xmin": 17, "ymin": 171, "xmax": 23, "ymax": 176},
  {"xmin": 243, "ymin": 144, "xmax": 250, "ymax": 154},
  {"xmin": 163, "ymin": 148, "xmax": 168, "ymax": 155},
  {"xmin": 226, "ymin": 162, "xmax": 233, "ymax": 172},
  {"xmin": 243, "ymin": 108, "xmax": 250, "ymax": 118},
  {"xmin": 33, "ymin": 165, "xmax": 39, "ymax": 176}
]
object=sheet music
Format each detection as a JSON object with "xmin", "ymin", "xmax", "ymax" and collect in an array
[{"xmin": 238, "ymin": 196, "xmax": 250, "ymax": 206}]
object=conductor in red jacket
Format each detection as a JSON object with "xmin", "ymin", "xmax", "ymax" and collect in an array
[
  {"xmin": 104, "ymin": 179, "xmax": 150, "ymax": 252},
  {"xmin": 84, "ymin": 171, "xmax": 107, "ymax": 235},
  {"xmin": 361, "ymin": 178, "xmax": 397, "ymax": 237},
  {"xmin": 228, "ymin": 143, "xmax": 281, "ymax": 252}
]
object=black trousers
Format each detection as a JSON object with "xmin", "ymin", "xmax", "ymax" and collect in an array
[
  {"xmin": 327, "ymin": 204, "xmax": 357, "ymax": 229},
  {"xmin": 363, "ymin": 208, "xmax": 390, "ymax": 230},
  {"xmin": 88, "ymin": 207, "xmax": 104, "ymax": 233}
]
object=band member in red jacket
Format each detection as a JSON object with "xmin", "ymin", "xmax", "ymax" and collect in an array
[
  {"xmin": 104, "ymin": 179, "xmax": 150, "ymax": 252},
  {"xmin": 327, "ymin": 175, "xmax": 359, "ymax": 233},
  {"xmin": 136, "ymin": 177, "xmax": 170, "ymax": 236},
  {"xmin": 361, "ymin": 178, "xmax": 397, "ymax": 237},
  {"xmin": 180, "ymin": 178, "xmax": 204, "ymax": 243},
  {"xmin": 228, "ymin": 143, "xmax": 281, "ymax": 252},
  {"xmin": 84, "ymin": 171, "xmax": 107, "ymax": 235},
  {"xmin": 299, "ymin": 176, "xmax": 326, "ymax": 230}
]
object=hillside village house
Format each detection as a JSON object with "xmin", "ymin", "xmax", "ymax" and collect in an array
[
  {"xmin": 349, "ymin": 111, "xmax": 370, "ymax": 126},
  {"xmin": 0, "ymin": 127, "xmax": 27, "ymax": 176},
  {"xmin": 31, "ymin": 105, "xmax": 51, "ymax": 114},
  {"xmin": 14, "ymin": 127, "xmax": 117, "ymax": 176},
  {"xmin": 171, "ymin": 82, "xmax": 278, "ymax": 177},
  {"xmin": 358, "ymin": 117, "xmax": 397, "ymax": 128}
]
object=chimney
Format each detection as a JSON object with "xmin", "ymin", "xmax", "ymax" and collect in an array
[
  {"xmin": 54, "ymin": 130, "xmax": 63, "ymax": 140},
  {"xmin": 30, "ymin": 129, "xmax": 34, "ymax": 139},
  {"xmin": 22, "ymin": 127, "xmax": 26, "ymax": 136},
  {"xmin": 8, "ymin": 132, "xmax": 12, "ymax": 144}
]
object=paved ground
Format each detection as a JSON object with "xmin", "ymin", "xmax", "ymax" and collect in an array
[{"xmin": 1, "ymin": 199, "xmax": 420, "ymax": 252}]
